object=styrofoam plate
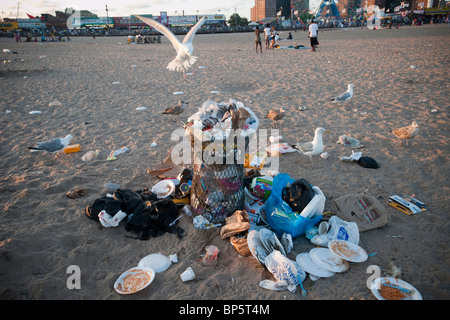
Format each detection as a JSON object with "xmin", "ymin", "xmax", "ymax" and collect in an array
[
  {"xmin": 296, "ymin": 253, "xmax": 335, "ymax": 278},
  {"xmin": 138, "ymin": 253, "xmax": 172, "ymax": 273},
  {"xmin": 309, "ymin": 247, "xmax": 349, "ymax": 273},
  {"xmin": 151, "ymin": 180, "xmax": 175, "ymax": 198},
  {"xmin": 114, "ymin": 266, "xmax": 155, "ymax": 294},
  {"xmin": 370, "ymin": 277, "xmax": 422, "ymax": 300},
  {"xmin": 328, "ymin": 239, "xmax": 368, "ymax": 263}
]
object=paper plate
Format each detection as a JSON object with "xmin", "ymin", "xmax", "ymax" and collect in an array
[
  {"xmin": 309, "ymin": 248, "xmax": 349, "ymax": 273},
  {"xmin": 114, "ymin": 266, "xmax": 155, "ymax": 294},
  {"xmin": 138, "ymin": 253, "xmax": 172, "ymax": 273},
  {"xmin": 370, "ymin": 277, "xmax": 422, "ymax": 300},
  {"xmin": 328, "ymin": 240, "xmax": 368, "ymax": 263},
  {"xmin": 151, "ymin": 180, "xmax": 175, "ymax": 198},
  {"xmin": 296, "ymin": 253, "xmax": 335, "ymax": 278}
]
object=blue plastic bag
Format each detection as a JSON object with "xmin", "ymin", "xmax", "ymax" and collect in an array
[{"xmin": 265, "ymin": 173, "xmax": 322, "ymax": 238}]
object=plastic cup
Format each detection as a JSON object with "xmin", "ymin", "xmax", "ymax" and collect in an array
[
  {"xmin": 318, "ymin": 221, "xmax": 329, "ymax": 235},
  {"xmin": 202, "ymin": 245, "xmax": 219, "ymax": 266},
  {"xmin": 169, "ymin": 254, "xmax": 178, "ymax": 263},
  {"xmin": 180, "ymin": 267, "xmax": 195, "ymax": 282}
]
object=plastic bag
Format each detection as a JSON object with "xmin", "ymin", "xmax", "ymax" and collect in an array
[
  {"xmin": 264, "ymin": 173, "xmax": 323, "ymax": 238},
  {"xmin": 282, "ymin": 179, "xmax": 314, "ymax": 213},
  {"xmin": 310, "ymin": 216, "xmax": 360, "ymax": 247},
  {"xmin": 264, "ymin": 250, "xmax": 306, "ymax": 291}
]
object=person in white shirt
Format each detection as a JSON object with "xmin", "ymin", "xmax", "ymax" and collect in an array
[
  {"xmin": 308, "ymin": 19, "xmax": 319, "ymax": 52},
  {"xmin": 264, "ymin": 24, "xmax": 271, "ymax": 49}
]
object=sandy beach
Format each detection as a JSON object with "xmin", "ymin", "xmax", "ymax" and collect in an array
[{"xmin": 0, "ymin": 24, "xmax": 449, "ymax": 302}]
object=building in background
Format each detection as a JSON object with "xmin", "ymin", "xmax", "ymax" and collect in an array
[{"xmin": 250, "ymin": 0, "xmax": 277, "ymax": 21}]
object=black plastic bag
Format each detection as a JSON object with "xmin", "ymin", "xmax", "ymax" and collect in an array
[
  {"xmin": 357, "ymin": 157, "xmax": 379, "ymax": 169},
  {"xmin": 125, "ymin": 198, "xmax": 184, "ymax": 240},
  {"xmin": 282, "ymin": 179, "xmax": 315, "ymax": 213}
]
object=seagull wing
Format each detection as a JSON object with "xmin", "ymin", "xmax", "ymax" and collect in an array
[
  {"xmin": 183, "ymin": 17, "xmax": 205, "ymax": 44},
  {"xmin": 297, "ymin": 141, "xmax": 314, "ymax": 153},
  {"xmin": 333, "ymin": 91, "xmax": 351, "ymax": 101},
  {"xmin": 135, "ymin": 15, "xmax": 182, "ymax": 51}
]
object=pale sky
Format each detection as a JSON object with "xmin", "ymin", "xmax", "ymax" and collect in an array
[{"xmin": 1, "ymin": 0, "xmax": 256, "ymax": 19}]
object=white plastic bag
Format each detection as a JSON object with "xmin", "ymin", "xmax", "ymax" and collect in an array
[
  {"xmin": 311, "ymin": 216, "xmax": 360, "ymax": 247},
  {"xmin": 264, "ymin": 250, "xmax": 306, "ymax": 292}
]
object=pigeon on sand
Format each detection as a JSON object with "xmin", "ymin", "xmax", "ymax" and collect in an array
[
  {"xmin": 136, "ymin": 15, "xmax": 205, "ymax": 75},
  {"xmin": 265, "ymin": 107, "xmax": 285, "ymax": 128},
  {"xmin": 27, "ymin": 134, "xmax": 73, "ymax": 156},
  {"xmin": 331, "ymin": 84, "xmax": 354, "ymax": 103},
  {"xmin": 391, "ymin": 121, "xmax": 419, "ymax": 147},
  {"xmin": 293, "ymin": 127, "xmax": 329, "ymax": 167}
]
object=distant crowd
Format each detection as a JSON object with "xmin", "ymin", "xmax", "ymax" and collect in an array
[{"xmin": 1, "ymin": 14, "xmax": 448, "ymax": 40}]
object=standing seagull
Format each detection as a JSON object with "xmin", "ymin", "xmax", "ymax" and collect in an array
[
  {"xmin": 293, "ymin": 127, "xmax": 329, "ymax": 167},
  {"xmin": 391, "ymin": 121, "xmax": 419, "ymax": 147},
  {"xmin": 331, "ymin": 84, "xmax": 354, "ymax": 104},
  {"xmin": 27, "ymin": 134, "xmax": 73, "ymax": 156},
  {"xmin": 265, "ymin": 107, "xmax": 285, "ymax": 128},
  {"xmin": 163, "ymin": 100, "xmax": 188, "ymax": 121},
  {"xmin": 136, "ymin": 15, "xmax": 205, "ymax": 75}
]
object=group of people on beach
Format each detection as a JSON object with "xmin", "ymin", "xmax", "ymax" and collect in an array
[{"xmin": 254, "ymin": 20, "xmax": 319, "ymax": 53}]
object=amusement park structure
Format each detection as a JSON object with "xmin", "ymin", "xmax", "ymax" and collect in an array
[{"xmin": 315, "ymin": 0, "xmax": 341, "ymax": 19}]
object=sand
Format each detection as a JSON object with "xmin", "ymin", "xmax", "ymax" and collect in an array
[{"xmin": 0, "ymin": 25, "xmax": 449, "ymax": 301}]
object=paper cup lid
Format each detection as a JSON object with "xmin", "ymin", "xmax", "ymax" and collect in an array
[
  {"xmin": 138, "ymin": 253, "xmax": 172, "ymax": 273},
  {"xmin": 370, "ymin": 277, "xmax": 422, "ymax": 300},
  {"xmin": 151, "ymin": 180, "xmax": 175, "ymax": 198},
  {"xmin": 309, "ymin": 247, "xmax": 349, "ymax": 273},
  {"xmin": 328, "ymin": 239, "xmax": 368, "ymax": 263},
  {"xmin": 296, "ymin": 253, "xmax": 335, "ymax": 278},
  {"xmin": 114, "ymin": 266, "xmax": 155, "ymax": 294}
]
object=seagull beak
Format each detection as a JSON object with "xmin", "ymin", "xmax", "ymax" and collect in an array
[{"xmin": 325, "ymin": 130, "xmax": 330, "ymax": 133}]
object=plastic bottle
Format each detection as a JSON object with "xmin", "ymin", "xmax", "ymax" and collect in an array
[
  {"xmin": 182, "ymin": 205, "xmax": 193, "ymax": 216},
  {"xmin": 64, "ymin": 144, "xmax": 81, "ymax": 153}
]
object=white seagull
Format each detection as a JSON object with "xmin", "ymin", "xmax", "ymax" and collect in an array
[
  {"xmin": 331, "ymin": 84, "xmax": 354, "ymax": 103},
  {"xmin": 136, "ymin": 15, "xmax": 205, "ymax": 74},
  {"xmin": 27, "ymin": 134, "xmax": 73, "ymax": 155},
  {"xmin": 294, "ymin": 127, "xmax": 329, "ymax": 167}
]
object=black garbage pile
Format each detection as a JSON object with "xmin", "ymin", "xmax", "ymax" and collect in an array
[{"xmin": 83, "ymin": 187, "xmax": 185, "ymax": 240}]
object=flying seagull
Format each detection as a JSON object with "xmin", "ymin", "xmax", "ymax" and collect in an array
[
  {"xmin": 293, "ymin": 127, "xmax": 329, "ymax": 167},
  {"xmin": 136, "ymin": 15, "xmax": 205, "ymax": 75},
  {"xmin": 27, "ymin": 134, "xmax": 73, "ymax": 156},
  {"xmin": 391, "ymin": 121, "xmax": 419, "ymax": 147},
  {"xmin": 265, "ymin": 107, "xmax": 285, "ymax": 128},
  {"xmin": 331, "ymin": 84, "xmax": 354, "ymax": 103}
]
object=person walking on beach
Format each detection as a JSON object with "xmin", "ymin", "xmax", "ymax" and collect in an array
[
  {"xmin": 264, "ymin": 24, "xmax": 271, "ymax": 49},
  {"xmin": 254, "ymin": 26, "xmax": 263, "ymax": 53},
  {"xmin": 308, "ymin": 19, "xmax": 319, "ymax": 52}
]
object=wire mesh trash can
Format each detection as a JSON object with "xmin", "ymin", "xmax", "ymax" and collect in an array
[{"xmin": 185, "ymin": 99, "xmax": 259, "ymax": 223}]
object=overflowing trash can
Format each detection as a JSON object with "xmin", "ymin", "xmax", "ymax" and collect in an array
[{"xmin": 184, "ymin": 99, "xmax": 259, "ymax": 223}]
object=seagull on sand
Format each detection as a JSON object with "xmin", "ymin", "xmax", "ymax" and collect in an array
[
  {"xmin": 293, "ymin": 127, "xmax": 329, "ymax": 167},
  {"xmin": 163, "ymin": 101, "xmax": 188, "ymax": 121},
  {"xmin": 391, "ymin": 121, "xmax": 419, "ymax": 147},
  {"xmin": 331, "ymin": 84, "xmax": 354, "ymax": 104},
  {"xmin": 27, "ymin": 134, "xmax": 73, "ymax": 156},
  {"xmin": 136, "ymin": 15, "xmax": 205, "ymax": 75},
  {"xmin": 265, "ymin": 107, "xmax": 285, "ymax": 128}
]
